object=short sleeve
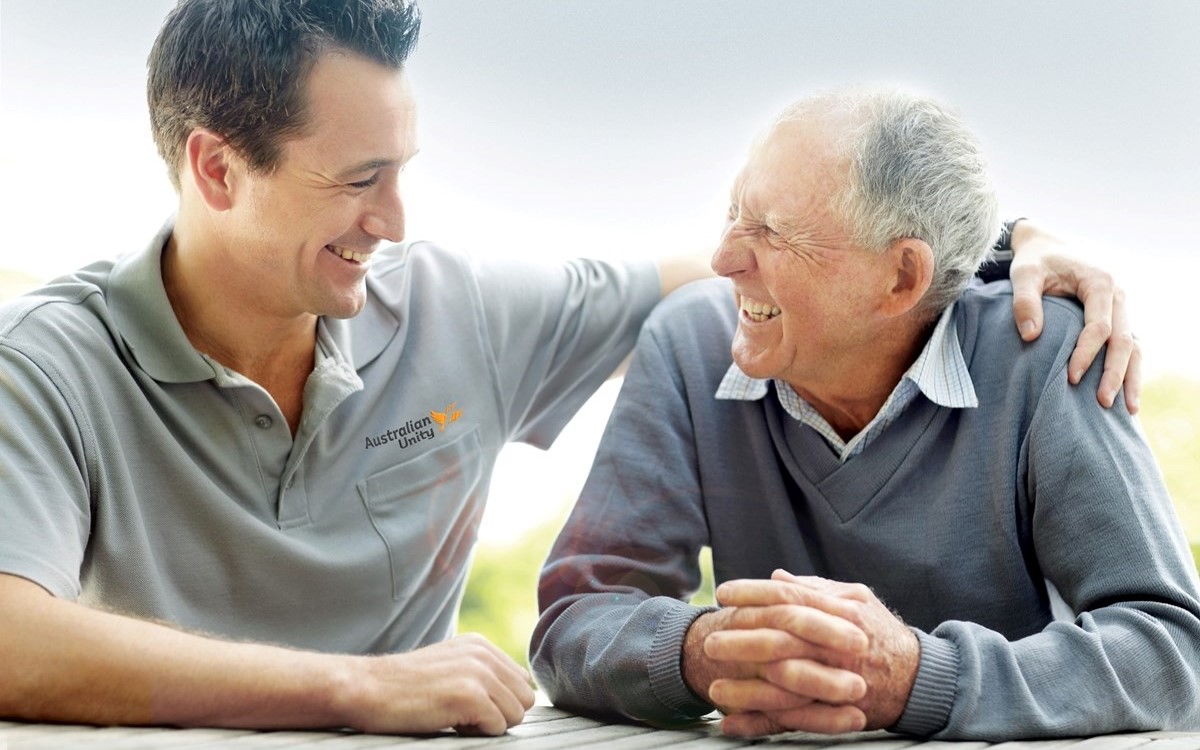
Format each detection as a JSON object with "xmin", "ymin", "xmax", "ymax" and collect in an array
[
  {"xmin": 473, "ymin": 257, "xmax": 660, "ymax": 448},
  {"xmin": 0, "ymin": 341, "xmax": 92, "ymax": 598}
]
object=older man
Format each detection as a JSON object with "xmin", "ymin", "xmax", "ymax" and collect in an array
[{"xmin": 532, "ymin": 88, "xmax": 1200, "ymax": 739}]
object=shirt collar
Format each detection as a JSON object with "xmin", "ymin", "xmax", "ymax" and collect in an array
[
  {"xmin": 904, "ymin": 301, "xmax": 979, "ymax": 409},
  {"xmin": 322, "ymin": 269, "xmax": 401, "ymax": 371},
  {"xmin": 109, "ymin": 219, "xmax": 396, "ymax": 383},
  {"xmin": 109, "ymin": 219, "xmax": 215, "ymax": 383},
  {"xmin": 715, "ymin": 302, "xmax": 978, "ymax": 409}
]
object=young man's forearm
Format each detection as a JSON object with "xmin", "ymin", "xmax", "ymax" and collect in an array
[
  {"xmin": 0, "ymin": 574, "xmax": 353, "ymax": 728},
  {"xmin": 0, "ymin": 574, "xmax": 532, "ymax": 733}
]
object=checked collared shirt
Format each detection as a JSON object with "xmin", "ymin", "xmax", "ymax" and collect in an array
[{"xmin": 715, "ymin": 303, "xmax": 978, "ymax": 461}]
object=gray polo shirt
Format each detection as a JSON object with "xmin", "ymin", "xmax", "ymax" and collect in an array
[{"xmin": 0, "ymin": 221, "xmax": 659, "ymax": 654}]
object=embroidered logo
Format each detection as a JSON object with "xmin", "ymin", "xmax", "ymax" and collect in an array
[
  {"xmin": 430, "ymin": 402, "xmax": 462, "ymax": 432},
  {"xmin": 363, "ymin": 401, "xmax": 464, "ymax": 450}
]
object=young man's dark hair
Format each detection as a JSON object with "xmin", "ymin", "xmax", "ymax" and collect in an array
[{"xmin": 147, "ymin": 0, "xmax": 421, "ymax": 190}]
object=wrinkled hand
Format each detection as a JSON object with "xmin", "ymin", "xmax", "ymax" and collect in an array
[
  {"xmin": 708, "ymin": 571, "xmax": 919, "ymax": 738},
  {"xmin": 681, "ymin": 594, "xmax": 869, "ymax": 734},
  {"xmin": 1008, "ymin": 220, "xmax": 1141, "ymax": 413},
  {"xmin": 338, "ymin": 633, "xmax": 535, "ymax": 736}
]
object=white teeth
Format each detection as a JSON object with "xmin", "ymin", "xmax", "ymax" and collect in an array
[
  {"xmin": 740, "ymin": 296, "xmax": 780, "ymax": 321},
  {"xmin": 329, "ymin": 246, "xmax": 371, "ymax": 264}
]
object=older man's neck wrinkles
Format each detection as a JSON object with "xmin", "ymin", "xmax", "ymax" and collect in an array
[{"xmin": 792, "ymin": 318, "xmax": 932, "ymax": 441}]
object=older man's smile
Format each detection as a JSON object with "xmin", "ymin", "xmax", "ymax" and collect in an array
[{"xmin": 739, "ymin": 295, "xmax": 781, "ymax": 323}]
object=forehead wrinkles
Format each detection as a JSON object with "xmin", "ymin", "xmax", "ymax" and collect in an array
[
  {"xmin": 731, "ymin": 135, "xmax": 824, "ymax": 232},
  {"xmin": 768, "ymin": 122, "xmax": 849, "ymax": 228}
]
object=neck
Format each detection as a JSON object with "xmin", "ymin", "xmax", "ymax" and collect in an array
[
  {"xmin": 789, "ymin": 315, "xmax": 935, "ymax": 441},
  {"xmin": 164, "ymin": 215, "xmax": 316, "ymax": 433}
]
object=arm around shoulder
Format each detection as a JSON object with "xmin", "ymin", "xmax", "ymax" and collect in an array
[{"xmin": 656, "ymin": 253, "xmax": 716, "ymax": 298}]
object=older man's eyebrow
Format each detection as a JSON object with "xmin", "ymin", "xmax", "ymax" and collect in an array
[{"xmin": 764, "ymin": 212, "xmax": 801, "ymax": 236}]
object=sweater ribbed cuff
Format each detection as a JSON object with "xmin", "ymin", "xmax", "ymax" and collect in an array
[
  {"xmin": 646, "ymin": 603, "xmax": 716, "ymax": 720},
  {"xmin": 892, "ymin": 628, "xmax": 959, "ymax": 737}
]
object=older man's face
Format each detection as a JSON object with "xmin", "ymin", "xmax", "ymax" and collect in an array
[{"xmin": 711, "ymin": 117, "xmax": 896, "ymax": 392}]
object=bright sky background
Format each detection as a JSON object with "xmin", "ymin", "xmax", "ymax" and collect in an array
[{"xmin": 2, "ymin": 1, "xmax": 1198, "ymax": 542}]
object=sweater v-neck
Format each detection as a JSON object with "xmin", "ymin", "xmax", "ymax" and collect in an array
[
  {"xmin": 765, "ymin": 391, "xmax": 948, "ymax": 522},
  {"xmin": 761, "ymin": 305, "xmax": 982, "ymax": 524}
]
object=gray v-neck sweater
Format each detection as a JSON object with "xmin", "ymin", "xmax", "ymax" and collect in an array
[{"xmin": 533, "ymin": 277, "xmax": 1200, "ymax": 738}]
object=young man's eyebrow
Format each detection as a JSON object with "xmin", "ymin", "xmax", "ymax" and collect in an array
[
  {"xmin": 336, "ymin": 158, "xmax": 399, "ymax": 180},
  {"xmin": 337, "ymin": 150, "xmax": 421, "ymax": 181}
]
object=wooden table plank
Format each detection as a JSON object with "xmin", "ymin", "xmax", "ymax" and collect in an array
[
  {"xmin": 988, "ymin": 740, "xmax": 1093, "ymax": 750},
  {"xmin": 1054, "ymin": 737, "xmax": 1155, "ymax": 750},
  {"xmin": 258, "ymin": 734, "xmax": 428, "ymax": 749},
  {"xmin": 4, "ymin": 706, "xmax": 1200, "ymax": 749},
  {"xmin": 1144, "ymin": 740, "xmax": 1200, "ymax": 750},
  {"xmin": 650, "ymin": 736, "xmax": 764, "ymax": 749},
  {"xmin": 514, "ymin": 709, "xmax": 566, "ymax": 725},
  {"xmin": 985, "ymin": 738, "xmax": 1150, "ymax": 750},
  {"xmin": 498, "ymin": 715, "xmax": 606, "ymax": 737},
  {"xmin": 558, "ymin": 726, "xmax": 720, "ymax": 750},
  {"xmin": 766, "ymin": 736, "xmax": 918, "ymax": 749},
  {"xmin": 1138, "ymin": 739, "xmax": 1200, "ymax": 750},
  {"xmin": 180, "ymin": 730, "xmax": 369, "ymax": 749},
  {"xmin": 13, "ymin": 725, "xmax": 208, "ymax": 748},
  {"xmin": 1, "ymin": 723, "xmax": 97, "ymax": 741},
  {"xmin": 493, "ymin": 723, "xmax": 660, "ymax": 749}
]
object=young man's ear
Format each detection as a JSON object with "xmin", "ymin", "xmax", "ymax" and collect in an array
[
  {"xmin": 184, "ymin": 128, "xmax": 237, "ymax": 211},
  {"xmin": 880, "ymin": 237, "xmax": 934, "ymax": 318}
]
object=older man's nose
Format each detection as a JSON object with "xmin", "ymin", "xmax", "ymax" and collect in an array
[{"xmin": 711, "ymin": 227, "xmax": 754, "ymax": 278}]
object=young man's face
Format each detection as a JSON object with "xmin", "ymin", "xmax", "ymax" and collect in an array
[{"xmin": 223, "ymin": 51, "xmax": 419, "ymax": 321}]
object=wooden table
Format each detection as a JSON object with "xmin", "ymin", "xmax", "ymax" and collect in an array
[{"xmin": 3, "ymin": 706, "xmax": 1199, "ymax": 749}]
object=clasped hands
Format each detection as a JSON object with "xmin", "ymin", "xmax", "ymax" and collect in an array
[{"xmin": 682, "ymin": 569, "xmax": 918, "ymax": 737}]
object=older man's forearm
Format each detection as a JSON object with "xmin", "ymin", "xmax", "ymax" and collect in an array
[{"xmin": 532, "ymin": 589, "xmax": 714, "ymax": 723}]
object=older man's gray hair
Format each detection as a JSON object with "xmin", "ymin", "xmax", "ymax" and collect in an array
[{"xmin": 781, "ymin": 88, "xmax": 1000, "ymax": 317}]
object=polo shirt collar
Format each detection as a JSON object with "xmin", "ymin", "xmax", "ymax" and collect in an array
[
  {"xmin": 109, "ymin": 219, "xmax": 397, "ymax": 384},
  {"xmin": 321, "ymin": 273, "xmax": 401, "ymax": 372},
  {"xmin": 109, "ymin": 219, "xmax": 215, "ymax": 384}
]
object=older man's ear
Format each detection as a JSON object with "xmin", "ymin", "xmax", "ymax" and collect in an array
[{"xmin": 879, "ymin": 238, "xmax": 934, "ymax": 319}]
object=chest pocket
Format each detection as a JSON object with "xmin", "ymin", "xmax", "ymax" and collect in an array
[{"xmin": 358, "ymin": 426, "xmax": 484, "ymax": 602}]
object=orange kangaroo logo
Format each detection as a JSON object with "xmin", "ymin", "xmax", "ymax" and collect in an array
[{"xmin": 430, "ymin": 402, "xmax": 462, "ymax": 432}]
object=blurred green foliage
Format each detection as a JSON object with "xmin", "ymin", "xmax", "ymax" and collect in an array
[
  {"xmin": 1138, "ymin": 376, "xmax": 1200, "ymax": 537},
  {"xmin": 461, "ymin": 377, "xmax": 1200, "ymax": 667},
  {"xmin": 456, "ymin": 515, "xmax": 565, "ymax": 669}
]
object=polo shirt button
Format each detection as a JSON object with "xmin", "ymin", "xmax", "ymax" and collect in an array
[{"xmin": 254, "ymin": 415, "xmax": 273, "ymax": 429}]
